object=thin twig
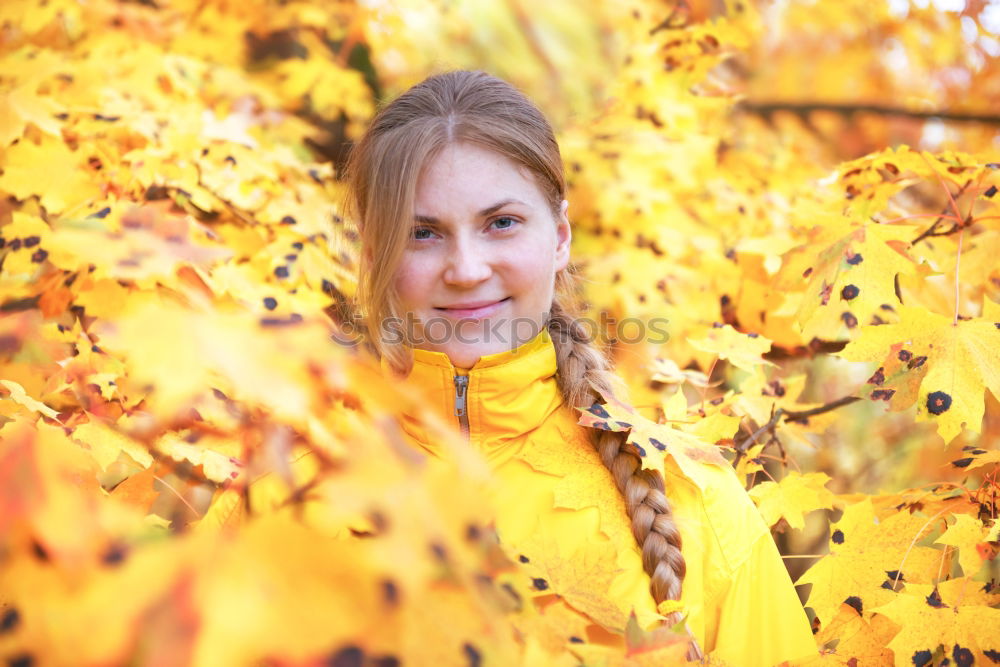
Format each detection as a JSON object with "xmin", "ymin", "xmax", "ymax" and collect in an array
[
  {"xmin": 741, "ymin": 101, "xmax": 1000, "ymax": 125},
  {"xmin": 733, "ymin": 396, "xmax": 861, "ymax": 466},
  {"xmin": 954, "ymin": 227, "xmax": 964, "ymax": 326}
]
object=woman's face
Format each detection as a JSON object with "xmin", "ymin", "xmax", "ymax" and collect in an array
[{"xmin": 392, "ymin": 142, "xmax": 571, "ymax": 369}]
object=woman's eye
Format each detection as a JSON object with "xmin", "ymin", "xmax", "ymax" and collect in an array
[
  {"xmin": 412, "ymin": 227, "xmax": 435, "ymax": 241},
  {"xmin": 491, "ymin": 216, "xmax": 518, "ymax": 231}
]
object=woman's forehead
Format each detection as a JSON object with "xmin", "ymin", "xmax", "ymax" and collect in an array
[{"xmin": 413, "ymin": 143, "xmax": 551, "ymax": 216}]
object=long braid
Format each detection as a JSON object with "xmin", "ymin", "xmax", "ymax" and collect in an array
[{"xmin": 547, "ymin": 292, "xmax": 703, "ymax": 659}]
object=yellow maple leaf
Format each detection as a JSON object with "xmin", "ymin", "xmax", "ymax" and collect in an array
[
  {"xmin": 0, "ymin": 135, "xmax": 102, "ymax": 215},
  {"xmin": 748, "ymin": 471, "xmax": 835, "ymax": 531},
  {"xmin": 687, "ymin": 323, "xmax": 774, "ymax": 373},
  {"xmin": 838, "ymin": 301, "xmax": 1000, "ymax": 443},
  {"xmin": 577, "ymin": 397, "xmax": 731, "ymax": 486},
  {"xmin": 72, "ymin": 415, "xmax": 153, "ymax": 471},
  {"xmin": 796, "ymin": 499, "xmax": 948, "ymax": 624},
  {"xmin": 0, "ymin": 379, "xmax": 60, "ymax": 420},
  {"xmin": 872, "ymin": 578, "xmax": 1000, "ymax": 665},
  {"xmin": 935, "ymin": 513, "xmax": 991, "ymax": 578}
]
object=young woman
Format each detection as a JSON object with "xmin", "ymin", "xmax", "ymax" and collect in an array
[{"xmin": 346, "ymin": 70, "xmax": 817, "ymax": 666}]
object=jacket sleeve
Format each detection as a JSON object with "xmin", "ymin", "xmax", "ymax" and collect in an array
[{"xmin": 706, "ymin": 528, "xmax": 818, "ymax": 666}]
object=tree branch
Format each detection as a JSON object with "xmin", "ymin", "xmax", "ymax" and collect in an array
[
  {"xmin": 739, "ymin": 101, "xmax": 1000, "ymax": 126},
  {"xmin": 734, "ymin": 395, "xmax": 861, "ymax": 465}
]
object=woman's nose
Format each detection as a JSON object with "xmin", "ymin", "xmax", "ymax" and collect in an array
[{"xmin": 443, "ymin": 237, "xmax": 492, "ymax": 286}]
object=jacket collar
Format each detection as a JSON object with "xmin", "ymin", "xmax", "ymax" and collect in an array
[{"xmin": 386, "ymin": 329, "xmax": 566, "ymax": 461}]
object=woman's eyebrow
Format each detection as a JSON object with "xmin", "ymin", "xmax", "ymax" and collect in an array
[{"xmin": 413, "ymin": 198, "xmax": 529, "ymax": 224}]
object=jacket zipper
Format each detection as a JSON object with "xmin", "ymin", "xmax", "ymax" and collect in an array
[{"xmin": 453, "ymin": 375, "xmax": 470, "ymax": 440}]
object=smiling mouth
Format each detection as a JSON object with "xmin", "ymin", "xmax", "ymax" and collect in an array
[{"xmin": 434, "ymin": 297, "xmax": 510, "ymax": 319}]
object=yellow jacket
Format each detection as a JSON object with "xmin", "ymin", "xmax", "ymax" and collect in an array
[{"xmin": 394, "ymin": 329, "xmax": 818, "ymax": 666}]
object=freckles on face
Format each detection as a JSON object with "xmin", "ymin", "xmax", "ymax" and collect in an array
[{"xmin": 391, "ymin": 142, "xmax": 570, "ymax": 367}]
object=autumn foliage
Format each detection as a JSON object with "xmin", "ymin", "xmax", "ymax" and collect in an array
[{"xmin": 1, "ymin": 0, "xmax": 999, "ymax": 665}]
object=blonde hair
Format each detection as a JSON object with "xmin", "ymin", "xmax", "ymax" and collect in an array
[{"xmin": 346, "ymin": 71, "xmax": 697, "ymax": 653}]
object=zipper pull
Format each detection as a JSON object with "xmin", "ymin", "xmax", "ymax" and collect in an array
[
  {"xmin": 454, "ymin": 375, "xmax": 470, "ymax": 439},
  {"xmin": 454, "ymin": 375, "xmax": 469, "ymax": 417}
]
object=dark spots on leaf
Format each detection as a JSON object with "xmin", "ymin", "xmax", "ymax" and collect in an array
[
  {"xmin": 32, "ymin": 541, "xmax": 49, "ymax": 561},
  {"xmin": 709, "ymin": 396, "xmax": 724, "ymax": 405},
  {"xmin": 463, "ymin": 643, "xmax": 482, "ymax": 667},
  {"xmin": 951, "ymin": 457, "xmax": 973, "ymax": 468},
  {"xmin": 832, "ymin": 529, "xmax": 845, "ymax": 544},
  {"xmin": 23, "ymin": 236, "xmax": 40, "ymax": 248},
  {"xmin": 593, "ymin": 420, "xmax": 609, "ymax": 430},
  {"xmin": 308, "ymin": 168, "xmax": 323, "ymax": 185},
  {"xmin": 884, "ymin": 162, "xmax": 899, "ymax": 175},
  {"xmin": 9, "ymin": 239, "xmax": 22, "ymax": 251},
  {"xmin": 844, "ymin": 596, "xmax": 862, "ymax": 614},
  {"xmin": 326, "ymin": 645, "xmax": 363, "ymax": 667},
  {"xmin": 93, "ymin": 113, "xmax": 120, "ymax": 122},
  {"xmin": 971, "ymin": 449, "xmax": 986, "ymax": 455},
  {"xmin": 281, "ymin": 215, "xmax": 296, "ymax": 225},
  {"xmin": 518, "ymin": 554, "xmax": 529, "ymax": 563},
  {"xmin": 912, "ymin": 650, "xmax": 933, "ymax": 666},
  {"xmin": 927, "ymin": 391, "xmax": 952, "ymax": 415},
  {"xmin": 1, "ymin": 608, "xmax": 20, "ymax": 634},
  {"xmin": 898, "ymin": 349, "xmax": 912, "ymax": 362},
  {"xmin": 886, "ymin": 570, "xmax": 904, "ymax": 581},
  {"xmin": 802, "ymin": 267, "xmax": 813, "ymax": 278},
  {"xmin": 101, "ymin": 543, "xmax": 127, "ymax": 566},
  {"xmin": 284, "ymin": 253, "xmax": 297, "ymax": 262},
  {"xmin": 635, "ymin": 444, "xmax": 646, "ymax": 457},
  {"xmin": 292, "ymin": 241, "xmax": 304, "ymax": 251},
  {"xmin": 908, "ymin": 355, "xmax": 927, "ymax": 370},
  {"xmin": 953, "ymin": 645, "xmax": 974, "ymax": 667},
  {"xmin": 31, "ymin": 249, "xmax": 48, "ymax": 263},
  {"xmin": 871, "ymin": 389, "xmax": 895, "ymax": 401},
  {"xmin": 747, "ymin": 332, "xmax": 759, "ymax": 338},
  {"xmin": 224, "ymin": 155, "xmax": 236, "ymax": 165},
  {"xmin": 867, "ymin": 367, "xmax": 885, "ymax": 385},
  {"xmin": 713, "ymin": 321, "xmax": 723, "ymax": 328},
  {"xmin": 500, "ymin": 582, "xmax": 522, "ymax": 609},
  {"xmin": 263, "ymin": 297, "xmax": 277, "ymax": 310},
  {"xmin": 274, "ymin": 266, "xmax": 289, "ymax": 279},
  {"xmin": 465, "ymin": 524, "xmax": 480, "ymax": 541},
  {"xmin": 589, "ymin": 403, "xmax": 610, "ymax": 419},
  {"xmin": 841, "ymin": 284, "xmax": 859, "ymax": 301},
  {"xmin": 983, "ymin": 648, "xmax": 1000, "ymax": 663},
  {"xmin": 144, "ymin": 186, "xmax": 169, "ymax": 201},
  {"xmin": 7, "ymin": 654, "xmax": 33, "ymax": 667},
  {"xmin": 569, "ymin": 636, "xmax": 584, "ymax": 644},
  {"xmin": 841, "ymin": 312, "xmax": 858, "ymax": 329},
  {"xmin": 650, "ymin": 437, "xmax": 666, "ymax": 451},
  {"xmin": 984, "ymin": 185, "xmax": 997, "ymax": 198},
  {"xmin": 532, "ymin": 577, "xmax": 549, "ymax": 591},
  {"xmin": 381, "ymin": 579, "xmax": 399, "ymax": 606},
  {"xmin": 926, "ymin": 588, "xmax": 945, "ymax": 607},
  {"xmin": 372, "ymin": 657, "xmax": 399, "ymax": 667},
  {"xmin": 820, "ymin": 282, "xmax": 832, "ymax": 306},
  {"xmin": 430, "ymin": 543, "xmax": 447, "ymax": 562},
  {"xmin": 616, "ymin": 421, "xmax": 632, "ymax": 428},
  {"xmin": 846, "ymin": 253, "xmax": 863, "ymax": 265}
]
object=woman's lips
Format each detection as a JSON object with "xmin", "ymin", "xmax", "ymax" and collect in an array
[{"xmin": 434, "ymin": 297, "xmax": 510, "ymax": 320}]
